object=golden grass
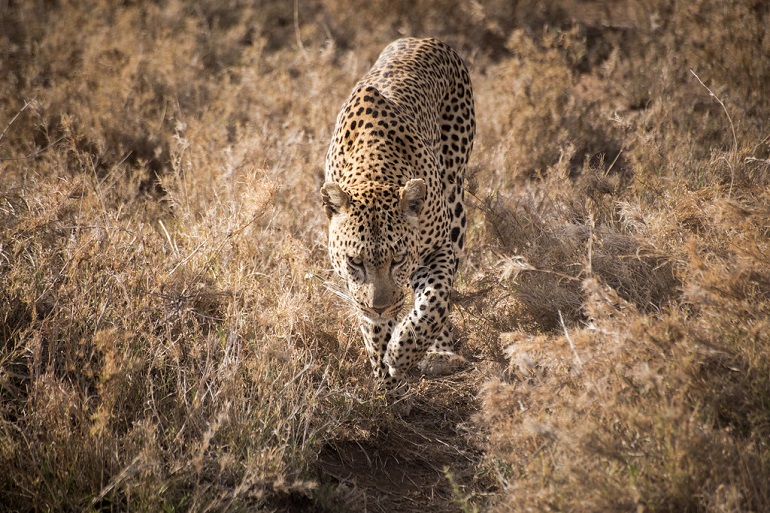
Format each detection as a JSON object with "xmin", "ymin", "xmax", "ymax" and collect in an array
[{"xmin": 2, "ymin": 0, "xmax": 769, "ymax": 511}]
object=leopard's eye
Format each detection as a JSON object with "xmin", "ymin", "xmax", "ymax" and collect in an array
[
  {"xmin": 391, "ymin": 253, "xmax": 406, "ymax": 267},
  {"xmin": 347, "ymin": 255, "xmax": 364, "ymax": 268}
]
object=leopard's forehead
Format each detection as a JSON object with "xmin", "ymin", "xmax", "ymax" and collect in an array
[
  {"xmin": 333, "ymin": 184, "xmax": 411, "ymax": 263},
  {"xmin": 343, "ymin": 181, "xmax": 400, "ymax": 200}
]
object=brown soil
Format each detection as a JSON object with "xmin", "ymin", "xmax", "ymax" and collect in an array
[{"xmin": 318, "ymin": 371, "xmax": 491, "ymax": 512}]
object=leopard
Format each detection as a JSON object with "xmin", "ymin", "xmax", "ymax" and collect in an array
[{"xmin": 321, "ymin": 37, "xmax": 475, "ymax": 390}]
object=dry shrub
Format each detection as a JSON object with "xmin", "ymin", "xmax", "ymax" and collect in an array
[
  {"xmin": 0, "ymin": 1, "xmax": 374, "ymax": 510},
  {"xmin": 485, "ymin": 28, "xmax": 587, "ymax": 176},
  {"xmin": 321, "ymin": 0, "xmax": 573, "ymax": 55},
  {"xmin": 0, "ymin": 157, "xmax": 337, "ymax": 509},
  {"xmin": 479, "ymin": 156, "xmax": 677, "ymax": 330},
  {"xmin": 469, "ymin": 1, "xmax": 770, "ymax": 510},
  {"xmin": 481, "ymin": 270, "xmax": 770, "ymax": 512}
]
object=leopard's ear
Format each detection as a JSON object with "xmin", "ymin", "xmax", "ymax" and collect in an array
[
  {"xmin": 400, "ymin": 178, "xmax": 426, "ymax": 218},
  {"xmin": 321, "ymin": 182, "xmax": 349, "ymax": 219}
]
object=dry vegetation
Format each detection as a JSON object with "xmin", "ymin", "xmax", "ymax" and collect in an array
[{"xmin": 2, "ymin": 1, "xmax": 769, "ymax": 511}]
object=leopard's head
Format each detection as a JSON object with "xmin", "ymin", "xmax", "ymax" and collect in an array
[{"xmin": 321, "ymin": 179, "xmax": 425, "ymax": 319}]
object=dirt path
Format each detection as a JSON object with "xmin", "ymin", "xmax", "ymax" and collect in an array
[{"xmin": 318, "ymin": 371, "xmax": 490, "ymax": 513}]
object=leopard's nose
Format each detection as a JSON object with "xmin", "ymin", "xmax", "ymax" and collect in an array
[{"xmin": 372, "ymin": 306, "xmax": 388, "ymax": 315}]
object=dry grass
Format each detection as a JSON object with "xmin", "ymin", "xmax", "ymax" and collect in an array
[{"xmin": 2, "ymin": 0, "xmax": 769, "ymax": 511}]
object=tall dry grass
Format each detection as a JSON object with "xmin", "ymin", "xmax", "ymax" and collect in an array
[
  {"xmin": 2, "ymin": 0, "xmax": 769, "ymax": 511},
  {"xmin": 469, "ymin": 1, "xmax": 770, "ymax": 511}
]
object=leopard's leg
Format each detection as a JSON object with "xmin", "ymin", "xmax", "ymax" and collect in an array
[
  {"xmin": 429, "ymin": 324, "xmax": 454, "ymax": 353},
  {"xmin": 384, "ymin": 245, "xmax": 456, "ymax": 379},
  {"xmin": 359, "ymin": 316, "xmax": 402, "ymax": 389}
]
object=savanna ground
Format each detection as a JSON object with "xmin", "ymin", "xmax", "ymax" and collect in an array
[{"xmin": 1, "ymin": 1, "xmax": 769, "ymax": 511}]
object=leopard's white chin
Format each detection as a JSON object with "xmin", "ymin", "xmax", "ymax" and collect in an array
[{"xmin": 358, "ymin": 298, "xmax": 405, "ymax": 321}]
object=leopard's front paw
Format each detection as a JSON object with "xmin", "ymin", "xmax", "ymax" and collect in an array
[
  {"xmin": 383, "ymin": 350, "xmax": 405, "ymax": 380},
  {"xmin": 376, "ymin": 366, "xmax": 411, "ymax": 414},
  {"xmin": 418, "ymin": 351, "xmax": 468, "ymax": 376}
]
